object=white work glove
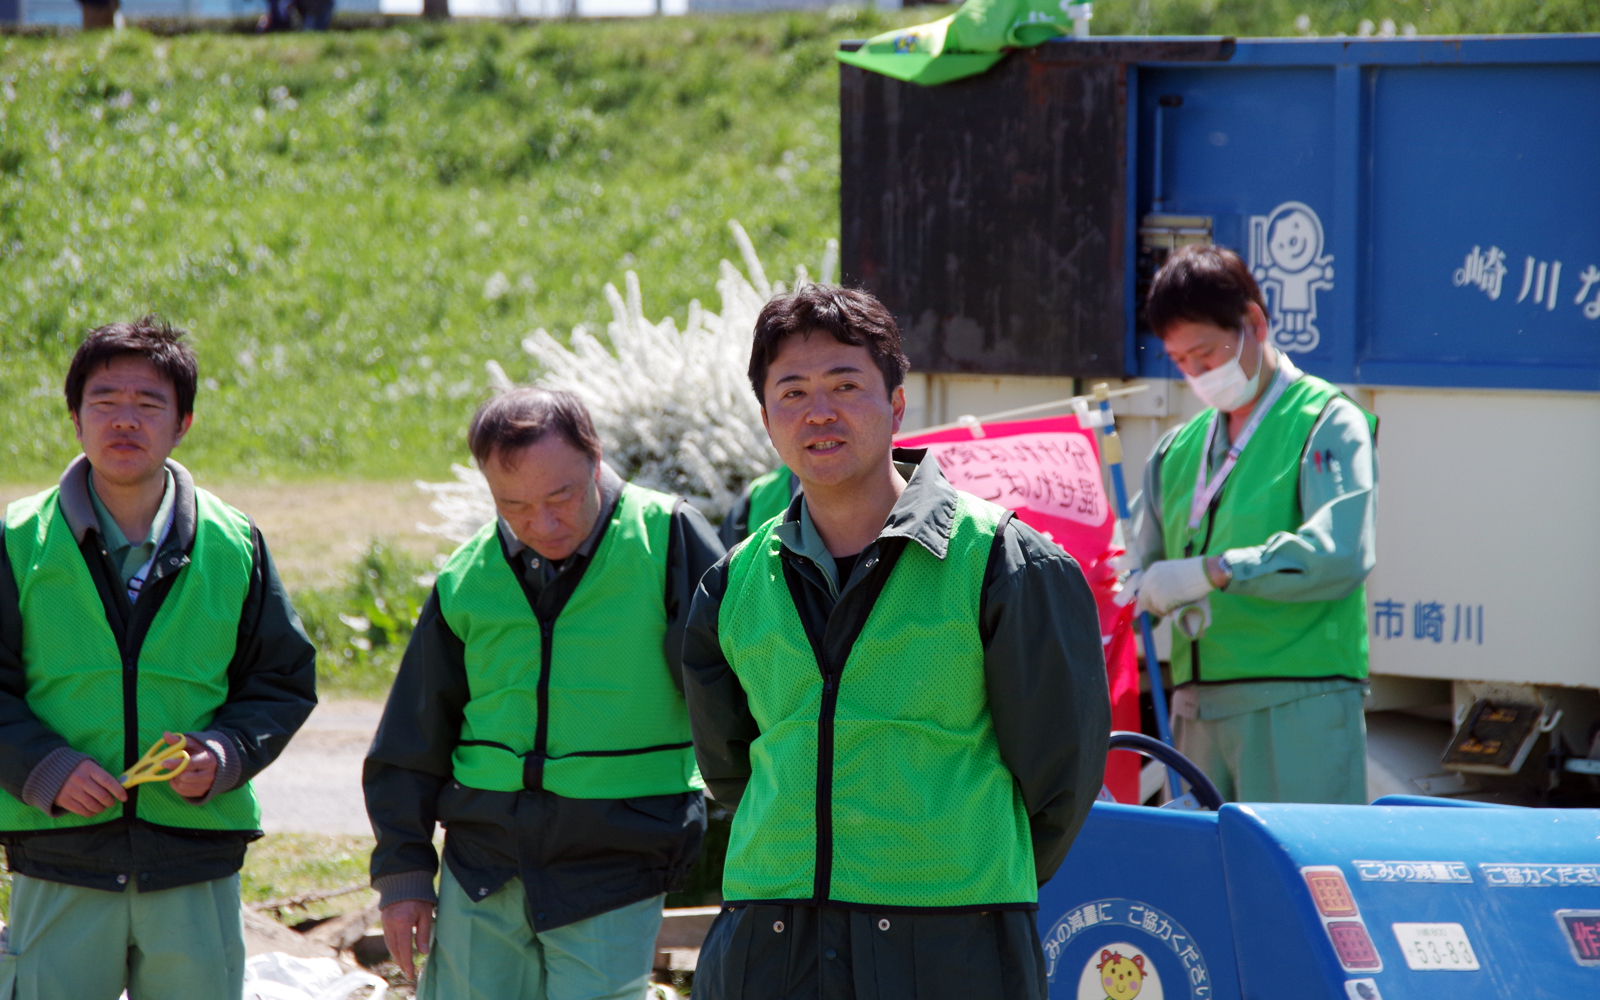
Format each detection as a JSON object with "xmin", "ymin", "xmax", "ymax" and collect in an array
[
  {"xmin": 1107, "ymin": 550, "xmax": 1142, "ymax": 574},
  {"xmin": 1113, "ymin": 568, "xmax": 1141, "ymax": 608},
  {"xmin": 1133, "ymin": 557, "xmax": 1213, "ymax": 618},
  {"xmin": 1110, "ymin": 549, "xmax": 1142, "ymax": 608},
  {"xmin": 1172, "ymin": 597, "xmax": 1213, "ymax": 640}
]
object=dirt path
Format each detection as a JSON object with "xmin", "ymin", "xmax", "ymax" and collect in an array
[
  {"xmin": 254, "ymin": 699, "xmax": 386, "ymax": 836},
  {"xmin": 206, "ymin": 479, "xmax": 452, "ymax": 590},
  {"xmin": 0, "ymin": 478, "xmax": 452, "ymax": 591}
]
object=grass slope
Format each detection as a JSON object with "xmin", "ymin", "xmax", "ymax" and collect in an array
[
  {"xmin": 2, "ymin": 3, "xmax": 1595, "ymax": 483},
  {"xmin": 0, "ymin": 12, "xmax": 898, "ymax": 480}
]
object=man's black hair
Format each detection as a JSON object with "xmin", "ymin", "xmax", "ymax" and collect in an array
[
  {"xmin": 748, "ymin": 285, "xmax": 910, "ymax": 406},
  {"xmin": 468, "ymin": 387, "xmax": 603, "ymax": 468},
  {"xmin": 1146, "ymin": 245, "xmax": 1269, "ymax": 337},
  {"xmin": 64, "ymin": 315, "xmax": 199, "ymax": 417}
]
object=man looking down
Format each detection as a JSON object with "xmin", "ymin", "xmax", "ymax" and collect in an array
[
  {"xmin": 365, "ymin": 387, "xmax": 724, "ymax": 999},
  {"xmin": 1126, "ymin": 245, "xmax": 1378, "ymax": 804},
  {"xmin": 683, "ymin": 285, "xmax": 1109, "ymax": 1000}
]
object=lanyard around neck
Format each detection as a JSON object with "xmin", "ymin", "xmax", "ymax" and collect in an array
[
  {"xmin": 1187, "ymin": 363, "xmax": 1294, "ymax": 532},
  {"xmin": 126, "ymin": 505, "xmax": 177, "ymax": 604}
]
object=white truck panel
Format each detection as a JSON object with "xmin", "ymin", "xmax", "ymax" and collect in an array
[
  {"xmin": 908, "ymin": 373, "xmax": 1600, "ymax": 692},
  {"xmin": 1364, "ymin": 387, "xmax": 1600, "ymax": 689}
]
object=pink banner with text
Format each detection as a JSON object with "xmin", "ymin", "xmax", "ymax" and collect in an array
[
  {"xmin": 896, "ymin": 415, "xmax": 1115, "ymax": 579},
  {"xmin": 898, "ymin": 414, "xmax": 1140, "ymax": 803}
]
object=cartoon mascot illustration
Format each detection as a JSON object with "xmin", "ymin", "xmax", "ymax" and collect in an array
[
  {"xmin": 1097, "ymin": 948, "xmax": 1146, "ymax": 1000},
  {"xmin": 1248, "ymin": 200, "xmax": 1334, "ymax": 353}
]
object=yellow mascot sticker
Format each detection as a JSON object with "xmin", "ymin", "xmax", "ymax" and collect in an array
[{"xmin": 1078, "ymin": 943, "xmax": 1163, "ymax": 1000}]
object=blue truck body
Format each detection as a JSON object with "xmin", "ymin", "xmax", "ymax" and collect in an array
[
  {"xmin": 1127, "ymin": 35, "xmax": 1600, "ymax": 392},
  {"xmin": 1041, "ymin": 799, "xmax": 1600, "ymax": 999}
]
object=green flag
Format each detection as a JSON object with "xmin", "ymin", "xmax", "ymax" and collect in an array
[{"xmin": 837, "ymin": 0, "xmax": 1087, "ymax": 86}]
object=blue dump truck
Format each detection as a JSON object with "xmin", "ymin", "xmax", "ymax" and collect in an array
[
  {"xmin": 839, "ymin": 32, "xmax": 1600, "ymax": 997},
  {"xmin": 839, "ymin": 33, "xmax": 1600, "ymax": 807}
]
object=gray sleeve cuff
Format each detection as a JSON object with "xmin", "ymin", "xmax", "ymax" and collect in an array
[
  {"xmin": 22, "ymin": 747, "xmax": 94, "ymax": 816},
  {"xmin": 183, "ymin": 731, "xmax": 243, "ymax": 804},
  {"xmin": 374, "ymin": 871, "xmax": 439, "ymax": 909}
]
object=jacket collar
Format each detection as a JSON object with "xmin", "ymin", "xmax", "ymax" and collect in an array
[
  {"xmin": 58, "ymin": 454, "xmax": 198, "ymax": 555},
  {"xmin": 1277, "ymin": 351, "xmax": 1303, "ymax": 383},
  {"xmin": 878, "ymin": 447, "xmax": 959, "ymax": 560},
  {"xmin": 773, "ymin": 447, "xmax": 959, "ymax": 563}
]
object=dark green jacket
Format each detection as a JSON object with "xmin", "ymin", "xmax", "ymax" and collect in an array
[
  {"xmin": 364, "ymin": 463, "xmax": 727, "ymax": 931},
  {"xmin": 682, "ymin": 450, "xmax": 1108, "ymax": 997},
  {"xmin": 717, "ymin": 468, "xmax": 800, "ymax": 549},
  {"xmin": 0, "ymin": 457, "xmax": 317, "ymax": 893}
]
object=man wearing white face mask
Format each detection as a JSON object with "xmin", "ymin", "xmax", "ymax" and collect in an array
[{"xmin": 1126, "ymin": 245, "xmax": 1378, "ymax": 805}]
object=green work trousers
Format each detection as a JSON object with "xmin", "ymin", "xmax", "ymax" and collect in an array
[
  {"xmin": 420, "ymin": 868, "xmax": 663, "ymax": 1000},
  {"xmin": 0, "ymin": 873, "xmax": 243, "ymax": 1000},
  {"xmin": 1173, "ymin": 686, "xmax": 1368, "ymax": 804}
]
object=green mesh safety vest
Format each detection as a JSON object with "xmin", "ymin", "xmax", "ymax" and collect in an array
[
  {"xmin": 718, "ymin": 493, "xmax": 1036, "ymax": 909},
  {"xmin": 438, "ymin": 483, "xmax": 703, "ymax": 800},
  {"xmin": 0, "ymin": 486, "xmax": 261, "ymax": 834},
  {"xmin": 744, "ymin": 466, "xmax": 794, "ymax": 534},
  {"xmin": 1160, "ymin": 373, "xmax": 1377, "ymax": 686}
]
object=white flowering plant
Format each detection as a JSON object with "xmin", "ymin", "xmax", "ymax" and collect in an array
[{"xmin": 418, "ymin": 220, "xmax": 838, "ymax": 543}]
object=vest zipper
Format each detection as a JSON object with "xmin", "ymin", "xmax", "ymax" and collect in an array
[
  {"xmin": 121, "ymin": 642, "xmax": 139, "ymax": 818},
  {"xmin": 532, "ymin": 618, "xmax": 554, "ymax": 791},
  {"xmin": 120, "ymin": 566, "xmax": 175, "ymax": 822},
  {"xmin": 95, "ymin": 541, "xmax": 142, "ymax": 818},
  {"xmin": 813, "ymin": 669, "xmax": 839, "ymax": 903},
  {"xmin": 779, "ymin": 545, "xmax": 903, "ymax": 907},
  {"xmin": 497, "ymin": 500, "xmax": 621, "ymax": 791}
]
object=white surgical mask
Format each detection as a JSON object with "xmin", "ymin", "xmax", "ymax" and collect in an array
[{"xmin": 1184, "ymin": 331, "xmax": 1263, "ymax": 413}]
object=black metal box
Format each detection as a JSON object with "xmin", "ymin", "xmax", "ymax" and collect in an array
[{"xmin": 839, "ymin": 39, "xmax": 1232, "ymax": 378}]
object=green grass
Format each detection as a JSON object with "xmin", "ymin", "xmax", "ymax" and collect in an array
[
  {"xmin": 0, "ymin": 833, "xmax": 375, "ymax": 923},
  {"xmin": 0, "ymin": 11, "xmax": 916, "ymax": 483},
  {"xmin": 240, "ymin": 832, "xmax": 379, "ymax": 922},
  {"xmin": 295, "ymin": 538, "xmax": 434, "ymax": 696},
  {"xmin": 3, "ymin": 3, "xmax": 1594, "ymax": 485}
]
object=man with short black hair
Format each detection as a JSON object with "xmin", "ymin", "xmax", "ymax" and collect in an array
[
  {"xmin": 365, "ymin": 387, "xmax": 725, "ymax": 999},
  {"xmin": 684, "ymin": 285, "xmax": 1109, "ymax": 1000},
  {"xmin": 0, "ymin": 316, "xmax": 317, "ymax": 999},
  {"xmin": 1126, "ymin": 245, "xmax": 1378, "ymax": 804}
]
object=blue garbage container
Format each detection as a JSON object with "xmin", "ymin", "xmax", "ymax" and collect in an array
[{"xmin": 1042, "ymin": 796, "xmax": 1600, "ymax": 999}]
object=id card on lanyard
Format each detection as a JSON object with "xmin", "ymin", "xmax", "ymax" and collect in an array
[{"xmin": 1186, "ymin": 365, "xmax": 1295, "ymax": 535}]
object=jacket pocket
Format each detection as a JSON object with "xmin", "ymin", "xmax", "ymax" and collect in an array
[
  {"xmin": 622, "ymin": 792, "xmax": 692, "ymax": 824},
  {"xmin": 616, "ymin": 792, "xmax": 706, "ymax": 878},
  {"xmin": 435, "ymin": 780, "xmax": 512, "ymax": 828}
]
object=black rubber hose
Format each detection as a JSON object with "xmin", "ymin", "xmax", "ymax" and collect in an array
[{"xmin": 1107, "ymin": 730, "xmax": 1226, "ymax": 810}]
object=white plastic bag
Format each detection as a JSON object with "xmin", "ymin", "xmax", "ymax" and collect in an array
[{"xmin": 243, "ymin": 952, "xmax": 388, "ymax": 1000}]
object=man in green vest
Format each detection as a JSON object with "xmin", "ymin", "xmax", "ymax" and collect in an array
[
  {"xmin": 1126, "ymin": 245, "xmax": 1378, "ymax": 804},
  {"xmin": 716, "ymin": 464, "xmax": 798, "ymax": 548},
  {"xmin": 364, "ymin": 387, "xmax": 725, "ymax": 999},
  {"xmin": 0, "ymin": 317, "xmax": 318, "ymax": 999},
  {"xmin": 683, "ymin": 285, "xmax": 1110, "ymax": 1000}
]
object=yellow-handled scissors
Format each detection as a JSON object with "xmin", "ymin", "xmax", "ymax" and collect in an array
[{"xmin": 118, "ymin": 737, "xmax": 190, "ymax": 787}]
